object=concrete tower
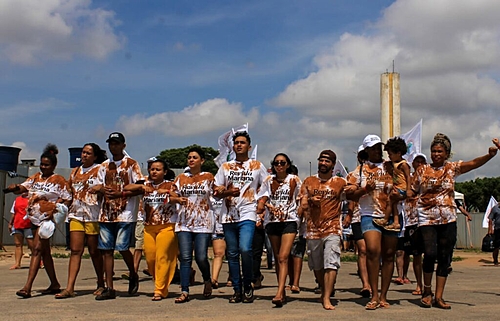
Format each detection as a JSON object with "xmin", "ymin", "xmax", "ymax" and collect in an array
[{"xmin": 380, "ymin": 71, "xmax": 401, "ymax": 143}]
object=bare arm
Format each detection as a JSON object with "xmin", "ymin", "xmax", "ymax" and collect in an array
[{"xmin": 460, "ymin": 146, "xmax": 497, "ymax": 174}]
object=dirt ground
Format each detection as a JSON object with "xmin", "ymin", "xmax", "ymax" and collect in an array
[{"xmin": 0, "ymin": 247, "xmax": 499, "ymax": 321}]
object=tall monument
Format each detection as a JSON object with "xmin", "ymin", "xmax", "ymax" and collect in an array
[{"xmin": 380, "ymin": 71, "xmax": 401, "ymax": 143}]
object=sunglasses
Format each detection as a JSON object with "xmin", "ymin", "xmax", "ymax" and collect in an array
[{"xmin": 273, "ymin": 161, "xmax": 287, "ymax": 166}]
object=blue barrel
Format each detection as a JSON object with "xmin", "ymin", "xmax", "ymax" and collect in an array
[
  {"xmin": 68, "ymin": 147, "xmax": 83, "ymax": 168},
  {"xmin": 0, "ymin": 146, "xmax": 21, "ymax": 172}
]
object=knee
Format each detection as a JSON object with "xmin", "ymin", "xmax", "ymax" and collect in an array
[
  {"xmin": 213, "ymin": 249, "xmax": 225, "ymax": 258},
  {"xmin": 71, "ymin": 248, "xmax": 84, "ymax": 257},
  {"xmin": 278, "ymin": 253, "xmax": 289, "ymax": 264},
  {"xmin": 195, "ymin": 252, "xmax": 208, "ymax": 263}
]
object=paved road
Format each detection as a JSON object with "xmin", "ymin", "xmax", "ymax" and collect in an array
[{"xmin": 0, "ymin": 248, "xmax": 499, "ymax": 320}]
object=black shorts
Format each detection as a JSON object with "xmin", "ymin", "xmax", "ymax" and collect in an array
[
  {"xmin": 351, "ymin": 222, "xmax": 363, "ymax": 241},
  {"xmin": 265, "ymin": 221, "xmax": 298, "ymax": 236},
  {"xmin": 290, "ymin": 235, "xmax": 306, "ymax": 258}
]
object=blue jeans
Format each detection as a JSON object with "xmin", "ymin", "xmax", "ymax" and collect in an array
[
  {"xmin": 223, "ymin": 220, "xmax": 256, "ymax": 293},
  {"xmin": 177, "ymin": 231, "xmax": 211, "ymax": 293}
]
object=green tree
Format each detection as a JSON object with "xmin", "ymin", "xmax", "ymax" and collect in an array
[
  {"xmin": 158, "ymin": 145, "xmax": 220, "ymax": 175},
  {"xmin": 455, "ymin": 177, "xmax": 500, "ymax": 211}
]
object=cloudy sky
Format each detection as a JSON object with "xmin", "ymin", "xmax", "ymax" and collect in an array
[{"xmin": 1, "ymin": 0, "xmax": 499, "ymax": 181}]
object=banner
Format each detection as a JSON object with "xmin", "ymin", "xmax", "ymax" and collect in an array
[
  {"xmin": 483, "ymin": 196, "xmax": 498, "ymax": 228},
  {"xmin": 400, "ymin": 119, "xmax": 422, "ymax": 162},
  {"xmin": 214, "ymin": 123, "xmax": 258, "ymax": 167}
]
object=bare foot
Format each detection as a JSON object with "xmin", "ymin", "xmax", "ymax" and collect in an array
[
  {"xmin": 323, "ymin": 299, "xmax": 335, "ymax": 310},
  {"xmin": 9, "ymin": 265, "xmax": 21, "ymax": 270}
]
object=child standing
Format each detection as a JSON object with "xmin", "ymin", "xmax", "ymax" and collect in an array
[{"xmin": 373, "ymin": 137, "xmax": 412, "ymax": 231}]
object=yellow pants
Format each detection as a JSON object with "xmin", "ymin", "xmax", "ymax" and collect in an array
[{"xmin": 144, "ymin": 223, "xmax": 178, "ymax": 298}]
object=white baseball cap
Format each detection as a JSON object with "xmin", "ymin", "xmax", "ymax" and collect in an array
[
  {"xmin": 362, "ymin": 134, "xmax": 383, "ymax": 149},
  {"xmin": 413, "ymin": 152, "xmax": 427, "ymax": 162}
]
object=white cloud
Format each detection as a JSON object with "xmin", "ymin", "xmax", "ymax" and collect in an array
[
  {"xmin": 269, "ymin": 0, "xmax": 500, "ymax": 179},
  {"xmin": 0, "ymin": 98, "xmax": 74, "ymax": 123},
  {"xmin": 0, "ymin": 0, "xmax": 124, "ymax": 65},
  {"xmin": 117, "ymin": 98, "xmax": 260, "ymax": 137}
]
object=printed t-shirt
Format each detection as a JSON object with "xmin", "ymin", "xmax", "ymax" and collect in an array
[
  {"xmin": 346, "ymin": 162, "xmax": 392, "ymax": 218},
  {"xmin": 211, "ymin": 196, "xmax": 224, "ymax": 234},
  {"xmin": 300, "ymin": 174, "xmax": 346, "ymax": 239},
  {"xmin": 142, "ymin": 180, "xmax": 178, "ymax": 225},
  {"xmin": 68, "ymin": 164, "xmax": 102, "ymax": 222},
  {"xmin": 98, "ymin": 156, "xmax": 144, "ymax": 222},
  {"xmin": 21, "ymin": 172, "xmax": 72, "ymax": 226},
  {"xmin": 413, "ymin": 161, "xmax": 462, "ymax": 226},
  {"xmin": 214, "ymin": 159, "xmax": 269, "ymax": 223},
  {"xmin": 260, "ymin": 174, "xmax": 302, "ymax": 226},
  {"xmin": 173, "ymin": 172, "xmax": 215, "ymax": 233}
]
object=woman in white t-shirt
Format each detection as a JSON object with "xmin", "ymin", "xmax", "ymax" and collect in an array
[
  {"xmin": 56, "ymin": 143, "xmax": 107, "ymax": 299},
  {"xmin": 172, "ymin": 147, "xmax": 215, "ymax": 303},
  {"xmin": 260, "ymin": 153, "xmax": 301, "ymax": 307},
  {"xmin": 7, "ymin": 144, "xmax": 72, "ymax": 299}
]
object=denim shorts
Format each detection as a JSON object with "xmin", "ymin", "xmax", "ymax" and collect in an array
[
  {"xmin": 98, "ymin": 222, "xmax": 134, "ymax": 251},
  {"xmin": 360, "ymin": 216, "xmax": 398, "ymax": 237},
  {"xmin": 12, "ymin": 228, "xmax": 34, "ymax": 239},
  {"xmin": 212, "ymin": 233, "xmax": 225, "ymax": 241}
]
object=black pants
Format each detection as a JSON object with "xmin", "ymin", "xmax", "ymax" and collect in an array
[{"xmin": 420, "ymin": 222, "xmax": 457, "ymax": 277}]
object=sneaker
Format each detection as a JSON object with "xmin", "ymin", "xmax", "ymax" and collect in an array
[
  {"xmin": 95, "ymin": 288, "xmax": 116, "ymax": 300},
  {"xmin": 128, "ymin": 274, "xmax": 139, "ymax": 295},
  {"xmin": 242, "ymin": 286, "xmax": 254, "ymax": 303},
  {"xmin": 142, "ymin": 268, "xmax": 151, "ymax": 277},
  {"xmin": 229, "ymin": 291, "xmax": 241, "ymax": 303}
]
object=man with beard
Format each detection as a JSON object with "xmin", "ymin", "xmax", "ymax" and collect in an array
[{"xmin": 298, "ymin": 150, "xmax": 355, "ymax": 310}]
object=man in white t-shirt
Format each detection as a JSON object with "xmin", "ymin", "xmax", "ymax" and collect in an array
[
  {"xmin": 96, "ymin": 132, "xmax": 144, "ymax": 300},
  {"xmin": 214, "ymin": 132, "xmax": 268, "ymax": 303}
]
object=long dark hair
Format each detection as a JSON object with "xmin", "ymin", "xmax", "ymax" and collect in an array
[
  {"xmin": 41, "ymin": 144, "xmax": 58, "ymax": 166},
  {"xmin": 270, "ymin": 153, "xmax": 293, "ymax": 175},
  {"xmin": 84, "ymin": 143, "xmax": 108, "ymax": 164}
]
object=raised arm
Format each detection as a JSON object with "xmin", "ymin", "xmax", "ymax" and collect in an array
[{"xmin": 459, "ymin": 146, "xmax": 497, "ymax": 174}]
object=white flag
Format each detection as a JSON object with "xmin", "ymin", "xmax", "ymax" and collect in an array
[
  {"xmin": 400, "ymin": 119, "xmax": 422, "ymax": 162},
  {"xmin": 213, "ymin": 123, "xmax": 249, "ymax": 168},
  {"xmin": 333, "ymin": 160, "xmax": 348, "ymax": 178},
  {"xmin": 250, "ymin": 144, "xmax": 258, "ymax": 160},
  {"xmin": 482, "ymin": 196, "xmax": 498, "ymax": 228}
]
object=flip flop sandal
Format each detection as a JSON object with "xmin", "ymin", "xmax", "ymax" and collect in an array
[
  {"xmin": 420, "ymin": 294, "xmax": 433, "ymax": 308},
  {"xmin": 55, "ymin": 289, "xmax": 76, "ymax": 299},
  {"xmin": 433, "ymin": 298, "xmax": 451, "ymax": 309},
  {"xmin": 94, "ymin": 287, "xmax": 106, "ymax": 296},
  {"xmin": 379, "ymin": 301, "xmax": 390, "ymax": 308},
  {"xmin": 290, "ymin": 285, "xmax": 301, "ymax": 293},
  {"xmin": 203, "ymin": 281, "xmax": 212, "ymax": 298},
  {"xmin": 412, "ymin": 290, "xmax": 422, "ymax": 295},
  {"xmin": 175, "ymin": 292, "xmax": 190, "ymax": 304},
  {"xmin": 16, "ymin": 289, "xmax": 31, "ymax": 298},
  {"xmin": 365, "ymin": 301, "xmax": 380, "ymax": 310},
  {"xmin": 152, "ymin": 295, "xmax": 163, "ymax": 301}
]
